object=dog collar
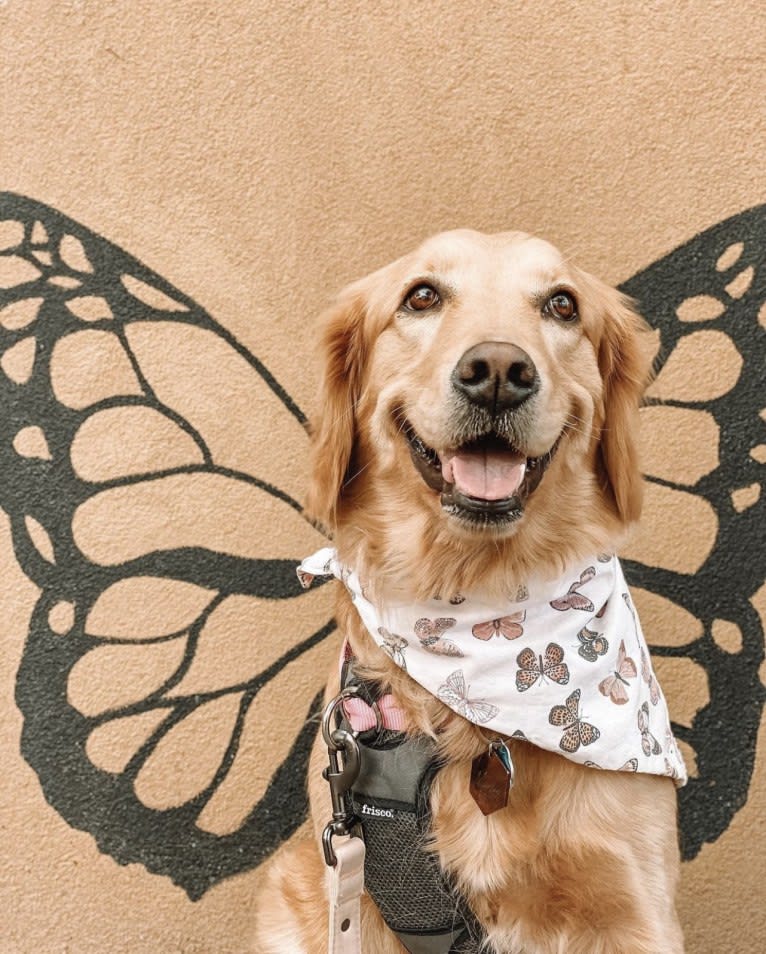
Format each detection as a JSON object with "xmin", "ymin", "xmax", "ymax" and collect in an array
[{"xmin": 299, "ymin": 547, "xmax": 688, "ymax": 785}]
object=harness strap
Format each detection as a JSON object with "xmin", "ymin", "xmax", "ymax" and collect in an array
[
  {"xmin": 339, "ymin": 648, "xmax": 486, "ymax": 954},
  {"xmin": 328, "ymin": 835, "xmax": 366, "ymax": 954}
]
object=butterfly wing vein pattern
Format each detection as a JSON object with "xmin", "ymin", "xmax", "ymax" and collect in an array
[
  {"xmin": 620, "ymin": 203, "xmax": 765, "ymax": 859},
  {"xmin": 0, "ymin": 193, "xmax": 332, "ymax": 899}
]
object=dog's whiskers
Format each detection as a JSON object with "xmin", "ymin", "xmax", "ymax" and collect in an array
[
  {"xmin": 560, "ymin": 412, "xmax": 591, "ymax": 439},
  {"xmin": 324, "ymin": 399, "xmax": 361, "ymax": 434},
  {"xmin": 342, "ymin": 403, "xmax": 422, "ymax": 489},
  {"xmin": 342, "ymin": 459, "xmax": 373, "ymax": 488}
]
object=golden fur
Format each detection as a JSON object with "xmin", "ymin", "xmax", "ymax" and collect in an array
[{"xmin": 255, "ymin": 231, "xmax": 684, "ymax": 953}]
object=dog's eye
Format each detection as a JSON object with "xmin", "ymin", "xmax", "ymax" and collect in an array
[
  {"xmin": 403, "ymin": 284, "xmax": 440, "ymax": 312},
  {"xmin": 544, "ymin": 292, "xmax": 578, "ymax": 322}
]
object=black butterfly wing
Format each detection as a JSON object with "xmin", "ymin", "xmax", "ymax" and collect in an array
[
  {"xmin": 0, "ymin": 193, "xmax": 333, "ymax": 899},
  {"xmin": 619, "ymin": 204, "xmax": 765, "ymax": 860}
]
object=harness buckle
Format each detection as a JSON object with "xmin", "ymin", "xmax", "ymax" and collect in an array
[{"xmin": 321, "ymin": 686, "xmax": 380, "ymax": 867}]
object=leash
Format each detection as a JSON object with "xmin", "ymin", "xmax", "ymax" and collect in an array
[
  {"xmin": 321, "ymin": 686, "xmax": 374, "ymax": 954},
  {"xmin": 328, "ymin": 836, "xmax": 365, "ymax": 954}
]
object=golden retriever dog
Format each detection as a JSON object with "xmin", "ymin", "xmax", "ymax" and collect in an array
[{"xmin": 255, "ymin": 230, "xmax": 684, "ymax": 954}]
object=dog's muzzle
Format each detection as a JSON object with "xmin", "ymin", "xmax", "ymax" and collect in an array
[{"xmin": 400, "ymin": 342, "xmax": 558, "ymax": 527}]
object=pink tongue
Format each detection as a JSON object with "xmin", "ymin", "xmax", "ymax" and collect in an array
[{"xmin": 441, "ymin": 449, "xmax": 527, "ymax": 501}]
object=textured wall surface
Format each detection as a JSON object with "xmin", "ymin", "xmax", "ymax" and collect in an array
[{"xmin": 1, "ymin": 1, "xmax": 764, "ymax": 952}]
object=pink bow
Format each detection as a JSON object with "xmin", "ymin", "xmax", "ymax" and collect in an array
[{"xmin": 343, "ymin": 694, "xmax": 407, "ymax": 732}]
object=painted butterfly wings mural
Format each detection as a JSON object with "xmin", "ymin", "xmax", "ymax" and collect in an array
[
  {"xmin": 619, "ymin": 204, "xmax": 765, "ymax": 859},
  {"xmin": 0, "ymin": 193, "xmax": 334, "ymax": 900},
  {"xmin": 0, "ymin": 194, "xmax": 763, "ymax": 898}
]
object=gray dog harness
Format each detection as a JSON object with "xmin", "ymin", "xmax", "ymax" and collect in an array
[{"xmin": 329, "ymin": 659, "xmax": 486, "ymax": 954}]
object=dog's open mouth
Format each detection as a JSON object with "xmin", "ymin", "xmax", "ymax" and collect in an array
[{"xmin": 403, "ymin": 421, "xmax": 558, "ymax": 526}]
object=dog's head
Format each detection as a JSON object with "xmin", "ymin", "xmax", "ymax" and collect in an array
[{"xmin": 306, "ymin": 230, "xmax": 652, "ymax": 588}]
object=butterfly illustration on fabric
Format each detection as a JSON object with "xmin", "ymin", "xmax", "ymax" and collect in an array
[
  {"xmin": 471, "ymin": 611, "xmax": 526, "ymax": 641},
  {"xmin": 665, "ymin": 726, "xmax": 681, "ymax": 761},
  {"xmin": 586, "ymin": 758, "xmax": 639, "ymax": 773},
  {"xmin": 515, "ymin": 643, "xmax": 570, "ymax": 692},
  {"xmin": 338, "ymin": 565, "xmax": 359, "ymax": 599},
  {"xmin": 378, "ymin": 627, "xmax": 408, "ymax": 669},
  {"xmin": 432, "ymin": 592, "xmax": 465, "ymax": 604},
  {"xmin": 548, "ymin": 688, "xmax": 601, "ymax": 753},
  {"xmin": 297, "ymin": 568, "xmax": 316, "ymax": 589},
  {"xmin": 1, "ymin": 193, "xmax": 763, "ymax": 890},
  {"xmin": 621, "ymin": 592, "xmax": 638, "ymax": 628},
  {"xmin": 638, "ymin": 702, "xmax": 663, "ymax": 757},
  {"xmin": 576, "ymin": 625, "xmax": 609, "ymax": 662},
  {"xmin": 598, "ymin": 640, "xmax": 638, "ymax": 705},
  {"xmin": 414, "ymin": 617, "xmax": 463, "ymax": 656},
  {"xmin": 436, "ymin": 670, "xmax": 500, "ymax": 724},
  {"xmin": 640, "ymin": 648, "xmax": 661, "ymax": 706},
  {"xmin": 432, "ymin": 593, "xmax": 465, "ymax": 604},
  {"xmin": 663, "ymin": 726, "xmax": 683, "ymax": 780},
  {"xmin": 550, "ymin": 567, "xmax": 596, "ymax": 612}
]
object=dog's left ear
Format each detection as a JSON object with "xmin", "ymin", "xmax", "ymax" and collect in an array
[{"xmin": 591, "ymin": 282, "xmax": 654, "ymax": 525}]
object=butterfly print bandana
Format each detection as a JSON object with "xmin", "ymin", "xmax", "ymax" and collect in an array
[{"xmin": 299, "ymin": 548, "xmax": 687, "ymax": 784}]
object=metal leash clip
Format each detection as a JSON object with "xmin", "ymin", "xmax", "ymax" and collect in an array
[{"xmin": 320, "ymin": 685, "xmax": 381, "ymax": 867}]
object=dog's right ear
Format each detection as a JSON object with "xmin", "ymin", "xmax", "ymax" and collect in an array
[{"xmin": 304, "ymin": 285, "xmax": 368, "ymax": 531}]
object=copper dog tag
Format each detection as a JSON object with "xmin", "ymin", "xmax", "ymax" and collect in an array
[{"xmin": 469, "ymin": 740, "xmax": 514, "ymax": 815}]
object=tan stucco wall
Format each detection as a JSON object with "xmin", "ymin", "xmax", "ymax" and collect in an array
[{"xmin": 1, "ymin": 1, "xmax": 764, "ymax": 952}]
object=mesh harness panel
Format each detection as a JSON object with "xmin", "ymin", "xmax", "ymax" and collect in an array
[{"xmin": 340, "ymin": 664, "xmax": 487, "ymax": 954}]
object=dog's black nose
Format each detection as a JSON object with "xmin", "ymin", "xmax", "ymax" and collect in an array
[{"xmin": 452, "ymin": 342, "xmax": 538, "ymax": 412}]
